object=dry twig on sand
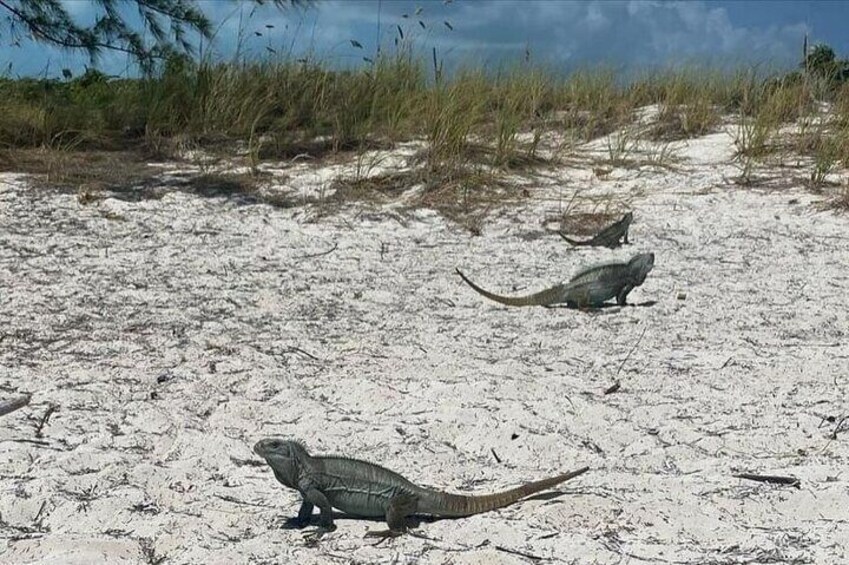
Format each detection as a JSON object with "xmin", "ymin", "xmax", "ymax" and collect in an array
[
  {"xmin": 35, "ymin": 405, "xmax": 58, "ymax": 438},
  {"xmin": 733, "ymin": 473, "xmax": 801, "ymax": 487}
]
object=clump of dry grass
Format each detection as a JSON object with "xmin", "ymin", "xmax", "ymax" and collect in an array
[
  {"xmin": 0, "ymin": 148, "xmax": 158, "ymax": 195},
  {"xmin": 832, "ymin": 83, "xmax": 849, "ymax": 168},
  {"xmin": 328, "ymin": 170, "xmax": 416, "ymax": 205},
  {"xmin": 328, "ymin": 163, "xmax": 515, "ymax": 234},
  {"xmin": 557, "ymin": 210, "xmax": 626, "ymax": 236},
  {"xmin": 543, "ymin": 68, "xmax": 638, "ymax": 146},
  {"xmin": 728, "ymin": 78, "xmax": 813, "ymax": 184},
  {"xmin": 637, "ymin": 70, "xmax": 727, "ymax": 141},
  {"xmin": 831, "ymin": 185, "xmax": 849, "ymax": 210}
]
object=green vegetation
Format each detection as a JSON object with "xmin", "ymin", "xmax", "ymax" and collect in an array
[
  {"xmin": 0, "ymin": 59, "xmax": 795, "ymax": 153},
  {"xmin": 2, "ymin": 36, "xmax": 849, "ymax": 214}
]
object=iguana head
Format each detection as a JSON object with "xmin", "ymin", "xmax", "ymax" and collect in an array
[
  {"xmin": 254, "ymin": 438, "xmax": 309, "ymax": 487},
  {"xmin": 628, "ymin": 252, "xmax": 655, "ymax": 283},
  {"xmin": 621, "ymin": 211, "xmax": 634, "ymax": 224}
]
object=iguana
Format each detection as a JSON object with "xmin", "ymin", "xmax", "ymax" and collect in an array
[
  {"xmin": 253, "ymin": 438, "xmax": 588, "ymax": 537},
  {"xmin": 456, "ymin": 252, "xmax": 654, "ymax": 308},
  {"xmin": 559, "ymin": 212, "xmax": 633, "ymax": 248}
]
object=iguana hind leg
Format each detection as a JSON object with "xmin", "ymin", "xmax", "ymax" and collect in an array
[{"xmin": 364, "ymin": 493, "xmax": 418, "ymax": 539}]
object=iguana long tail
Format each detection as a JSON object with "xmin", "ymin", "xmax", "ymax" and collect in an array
[
  {"xmin": 418, "ymin": 466, "xmax": 589, "ymax": 517},
  {"xmin": 558, "ymin": 232, "xmax": 591, "ymax": 246},
  {"xmin": 455, "ymin": 269, "xmax": 567, "ymax": 307},
  {"xmin": 0, "ymin": 394, "xmax": 30, "ymax": 417}
]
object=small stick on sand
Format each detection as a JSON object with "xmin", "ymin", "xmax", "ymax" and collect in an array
[
  {"xmin": 733, "ymin": 473, "xmax": 800, "ymax": 487},
  {"xmin": 0, "ymin": 394, "xmax": 31, "ymax": 417},
  {"xmin": 615, "ymin": 327, "xmax": 647, "ymax": 378},
  {"xmin": 603, "ymin": 382, "xmax": 621, "ymax": 395},
  {"xmin": 831, "ymin": 415, "xmax": 848, "ymax": 440},
  {"xmin": 35, "ymin": 405, "xmax": 57, "ymax": 438},
  {"xmin": 494, "ymin": 545, "xmax": 544, "ymax": 561},
  {"xmin": 606, "ymin": 327, "xmax": 647, "ymax": 394},
  {"xmin": 283, "ymin": 346, "xmax": 319, "ymax": 361},
  {"xmin": 294, "ymin": 242, "xmax": 338, "ymax": 260}
]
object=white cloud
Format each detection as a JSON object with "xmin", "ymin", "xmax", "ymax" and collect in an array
[
  {"xmin": 585, "ymin": 2, "xmax": 611, "ymax": 32},
  {"xmin": 440, "ymin": 0, "xmax": 808, "ymax": 69}
]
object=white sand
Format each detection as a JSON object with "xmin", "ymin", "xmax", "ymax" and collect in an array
[{"xmin": 1, "ymin": 125, "xmax": 848, "ymax": 564}]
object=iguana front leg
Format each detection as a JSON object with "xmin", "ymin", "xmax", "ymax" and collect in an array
[
  {"xmin": 616, "ymin": 283, "xmax": 635, "ymax": 306},
  {"xmin": 364, "ymin": 493, "xmax": 418, "ymax": 539},
  {"xmin": 299, "ymin": 482, "xmax": 337, "ymax": 537},
  {"xmin": 283, "ymin": 500, "xmax": 314, "ymax": 529}
]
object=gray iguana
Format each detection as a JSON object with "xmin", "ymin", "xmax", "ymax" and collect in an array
[
  {"xmin": 559, "ymin": 212, "xmax": 633, "ymax": 248},
  {"xmin": 456, "ymin": 252, "xmax": 654, "ymax": 308},
  {"xmin": 254, "ymin": 438, "xmax": 588, "ymax": 537}
]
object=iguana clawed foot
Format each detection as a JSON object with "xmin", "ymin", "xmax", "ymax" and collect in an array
[
  {"xmin": 365, "ymin": 529, "xmax": 405, "ymax": 544},
  {"xmin": 365, "ymin": 528, "xmax": 404, "ymax": 539},
  {"xmin": 302, "ymin": 525, "xmax": 336, "ymax": 544}
]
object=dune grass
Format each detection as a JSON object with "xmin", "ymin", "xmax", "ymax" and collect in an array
[{"xmin": 2, "ymin": 52, "xmax": 848, "ymax": 215}]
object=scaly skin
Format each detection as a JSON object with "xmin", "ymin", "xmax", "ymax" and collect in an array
[
  {"xmin": 559, "ymin": 212, "xmax": 633, "ymax": 249},
  {"xmin": 254, "ymin": 438, "xmax": 588, "ymax": 537},
  {"xmin": 0, "ymin": 394, "xmax": 30, "ymax": 417},
  {"xmin": 457, "ymin": 252, "xmax": 654, "ymax": 308},
  {"xmin": 455, "ymin": 269, "xmax": 571, "ymax": 307}
]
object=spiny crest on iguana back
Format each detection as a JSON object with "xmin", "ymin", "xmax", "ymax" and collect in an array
[
  {"xmin": 255, "ymin": 438, "xmax": 309, "ymax": 458},
  {"xmin": 279, "ymin": 438, "xmax": 310, "ymax": 454},
  {"xmin": 290, "ymin": 439, "xmax": 309, "ymax": 454},
  {"xmin": 261, "ymin": 439, "xmax": 399, "ymax": 468},
  {"xmin": 569, "ymin": 259, "xmax": 627, "ymax": 279},
  {"xmin": 570, "ymin": 252, "xmax": 653, "ymax": 283}
]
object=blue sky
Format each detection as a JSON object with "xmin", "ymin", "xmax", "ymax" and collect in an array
[{"xmin": 2, "ymin": 1, "xmax": 848, "ymax": 78}]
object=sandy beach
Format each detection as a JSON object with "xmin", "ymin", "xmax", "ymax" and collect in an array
[{"xmin": 1, "ymin": 123, "xmax": 848, "ymax": 564}]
